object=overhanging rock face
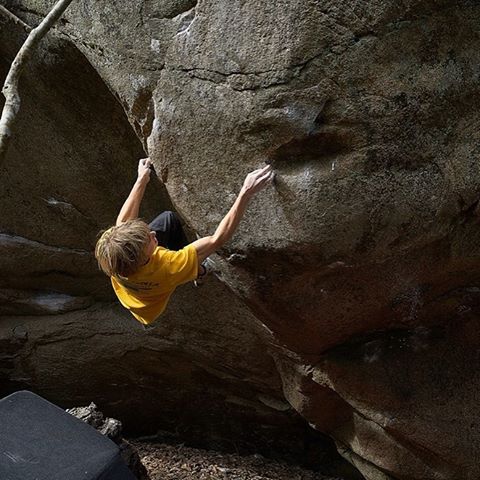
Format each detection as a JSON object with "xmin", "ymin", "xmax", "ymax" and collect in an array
[
  {"xmin": 2, "ymin": 1, "xmax": 480, "ymax": 479},
  {"xmin": 0, "ymin": 11, "xmax": 310, "ymax": 465}
]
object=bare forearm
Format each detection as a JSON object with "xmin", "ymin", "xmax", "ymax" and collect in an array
[
  {"xmin": 191, "ymin": 188, "xmax": 252, "ymax": 261},
  {"xmin": 116, "ymin": 177, "xmax": 149, "ymax": 225},
  {"xmin": 212, "ymin": 188, "xmax": 251, "ymax": 247},
  {"xmin": 191, "ymin": 164, "xmax": 273, "ymax": 262}
]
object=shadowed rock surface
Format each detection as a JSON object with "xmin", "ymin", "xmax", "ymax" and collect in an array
[{"xmin": 1, "ymin": 1, "xmax": 480, "ymax": 479}]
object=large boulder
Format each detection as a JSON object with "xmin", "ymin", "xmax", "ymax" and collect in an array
[
  {"xmin": 0, "ymin": 12, "xmax": 340, "ymax": 470},
  {"xmin": 2, "ymin": 1, "xmax": 480, "ymax": 478}
]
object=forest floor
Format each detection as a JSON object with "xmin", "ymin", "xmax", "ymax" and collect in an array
[{"xmin": 132, "ymin": 441, "xmax": 344, "ymax": 480}]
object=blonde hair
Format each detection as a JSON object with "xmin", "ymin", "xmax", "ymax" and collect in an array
[{"xmin": 95, "ymin": 219, "xmax": 151, "ymax": 277}]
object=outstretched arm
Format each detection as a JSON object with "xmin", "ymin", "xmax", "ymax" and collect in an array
[
  {"xmin": 191, "ymin": 164, "xmax": 274, "ymax": 263},
  {"xmin": 116, "ymin": 158, "xmax": 152, "ymax": 225}
]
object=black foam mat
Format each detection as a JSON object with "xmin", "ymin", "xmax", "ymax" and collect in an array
[{"xmin": 0, "ymin": 390, "xmax": 136, "ymax": 480}]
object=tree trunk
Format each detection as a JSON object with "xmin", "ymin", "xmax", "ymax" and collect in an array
[
  {"xmin": 0, "ymin": 5, "xmax": 32, "ymax": 33},
  {"xmin": 0, "ymin": 0, "xmax": 75, "ymax": 164}
]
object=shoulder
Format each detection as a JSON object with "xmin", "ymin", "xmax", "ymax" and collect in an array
[{"xmin": 161, "ymin": 245, "xmax": 197, "ymax": 261}]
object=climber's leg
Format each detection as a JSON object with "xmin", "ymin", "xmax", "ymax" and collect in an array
[{"xmin": 149, "ymin": 211, "xmax": 188, "ymax": 251}]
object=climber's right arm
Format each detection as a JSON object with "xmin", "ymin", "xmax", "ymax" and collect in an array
[{"xmin": 191, "ymin": 165, "xmax": 274, "ymax": 263}]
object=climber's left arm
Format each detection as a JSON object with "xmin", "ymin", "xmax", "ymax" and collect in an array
[{"xmin": 116, "ymin": 158, "xmax": 151, "ymax": 225}]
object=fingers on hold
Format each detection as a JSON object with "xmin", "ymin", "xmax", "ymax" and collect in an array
[
  {"xmin": 260, "ymin": 166, "xmax": 273, "ymax": 180},
  {"xmin": 260, "ymin": 170, "xmax": 274, "ymax": 182},
  {"xmin": 250, "ymin": 164, "xmax": 272, "ymax": 177}
]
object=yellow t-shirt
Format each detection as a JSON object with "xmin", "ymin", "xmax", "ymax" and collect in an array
[{"xmin": 111, "ymin": 244, "xmax": 198, "ymax": 325}]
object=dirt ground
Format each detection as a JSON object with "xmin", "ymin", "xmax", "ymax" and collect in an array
[{"xmin": 132, "ymin": 441, "xmax": 344, "ymax": 480}]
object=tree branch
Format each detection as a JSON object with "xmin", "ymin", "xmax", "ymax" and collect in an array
[
  {"xmin": 0, "ymin": 5, "xmax": 32, "ymax": 33},
  {"xmin": 0, "ymin": 0, "xmax": 75, "ymax": 164}
]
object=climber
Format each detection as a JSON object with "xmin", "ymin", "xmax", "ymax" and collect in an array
[{"xmin": 94, "ymin": 158, "xmax": 274, "ymax": 327}]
